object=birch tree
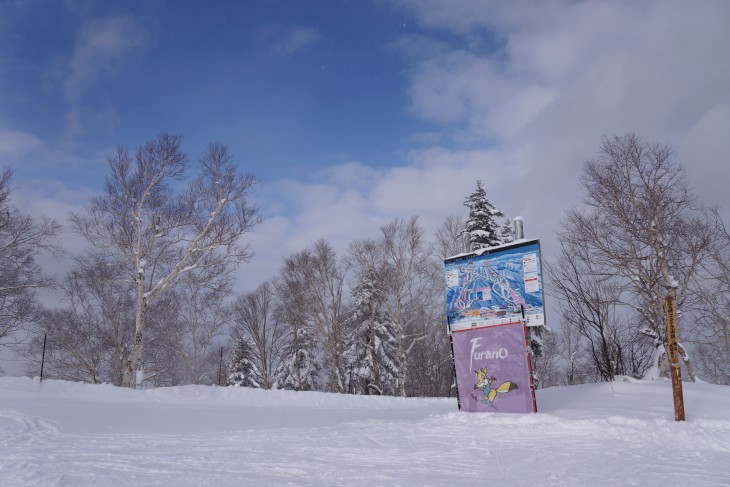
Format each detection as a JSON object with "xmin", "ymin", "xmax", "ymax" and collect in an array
[
  {"xmin": 71, "ymin": 134, "xmax": 260, "ymax": 387},
  {"xmin": 558, "ymin": 134, "xmax": 713, "ymax": 381}
]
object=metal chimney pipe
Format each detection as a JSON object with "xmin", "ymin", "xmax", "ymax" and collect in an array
[{"xmin": 514, "ymin": 217, "xmax": 524, "ymax": 240}]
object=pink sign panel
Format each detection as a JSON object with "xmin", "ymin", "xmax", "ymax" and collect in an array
[{"xmin": 451, "ymin": 322, "xmax": 536, "ymax": 413}]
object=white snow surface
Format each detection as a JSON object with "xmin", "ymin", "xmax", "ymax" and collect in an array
[{"xmin": 1, "ymin": 377, "xmax": 728, "ymax": 486}]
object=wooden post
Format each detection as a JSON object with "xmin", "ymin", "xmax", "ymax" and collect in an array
[{"xmin": 665, "ymin": 292, "xmax": 685, "ymax": 421}]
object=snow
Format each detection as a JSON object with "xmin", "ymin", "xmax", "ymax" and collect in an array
[
  {"xmin": 1, "ymin": 377, "xmax": 728, "ymax": 486},
  {"xmin": 667, "ymin": 274, "xmax": 679, "ymax": 289},
  {"xmin": 446, "ymin": 238, "xmax": 538, "ymax": 260}
]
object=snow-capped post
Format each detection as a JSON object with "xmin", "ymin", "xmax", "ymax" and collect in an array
[
  {"xmin": 664, "ymin": 290, "xmax": 685, "ymax": 421},
  {"xmin": 514, "ymin": 217, "xmax": 524, "ymax": 240}
]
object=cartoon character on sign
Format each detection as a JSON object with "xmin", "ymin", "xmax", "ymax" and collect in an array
[{"xmin": 472, "ymin": 367, "xmax": 518, "ymax": 409}]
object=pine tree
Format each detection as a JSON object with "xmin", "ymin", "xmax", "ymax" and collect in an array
[
  {"xmin": 463, "ymin": 180, "xmax": 505, "ymax": 249},
  {"xmin": 276, "ymin": 324, "xmax": 320, "ymax": 391},
  {"xmin": 528, "ymin": 326, "xmax": 544, "ymax": 371},
  {"xmin": 343, "ymin": 266, "xmax": 398, "ymax": 395},
  {"xmin": 500, "ymin": 218, "xmax": 515, "ymax": 243},
  {"xmin": 227, "ymin": 336, "xmax": 261, "ymax": 388}
]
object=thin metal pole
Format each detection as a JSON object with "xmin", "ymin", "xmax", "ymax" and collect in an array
[
  {"xmin": 40, "ymin": 333, "xmax": 47, "ymax": 381},
  {"xmin": 218, "ymin": 346, "xmax": 224, "ymax": 386}
]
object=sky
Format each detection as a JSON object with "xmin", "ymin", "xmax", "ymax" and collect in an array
[{"xmin": 1, "ymin": 0, "xmax": 730, "ymax": 294}]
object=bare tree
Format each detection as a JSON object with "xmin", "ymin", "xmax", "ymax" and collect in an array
[
  {"xmin": 161, "ymin": 278, "xmax": 233, "ymax": 385},
  {"xmin": 689, "ymin": 210, "xmax": 730, "ymax": 384},
  {"xmin": 230, "ymin": 281, "xmax": 287, "ymax": 389},
  {"xmin": 431, "ymin": 215, "xmax": 465, "ymax": 260},
  {"xmin": 559, "ymin": 134, "xmax": 714, "ymax": 381},
  {"xmin": 545, "ymin": 243, "xmax": 628, "ymax": 381},
  {"xmin": 0, "ymin": 168, "xmax": 60, "ymax": 349},
  {"xmin": 558, "ymin": 318, "xmax": 595, "ymax": 386},
  {"xmin": 32, "ymin": 308, "xmax": 108, "ymax": 382},
  {"xmin": 399, "ymin": 215, "xmax": 469, "ymax": 397},
  {"xmin": 71, "ymin": 134, "xmax": 260, "ymax": 387},
  {"xmin": 25, "ymin": 252, "xmax": 133, "ymax": 384}
]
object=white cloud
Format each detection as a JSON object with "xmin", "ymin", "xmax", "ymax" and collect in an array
[
  {"xmin": 273, "ymin": 27, "xmax": 322, "ymax": 54},
  {"xmin": 64, "ymin": 15, "xmax": 147, "ymax": 136},
  {"xmin": 386, "ymin": 0, "xmax": 730, "ymax": 249},
  {"xmin": 0, "ymin": 130, "xmax": 44, "ymax": 158},
  {"xmin": 240, "ymin": 147, "xmax": 523, "ymax": 291},
  {"xmin": 66, "ymin": 15, "xmax": 147, "ymax": 98}
]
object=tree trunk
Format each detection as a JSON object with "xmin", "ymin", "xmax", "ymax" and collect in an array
[
  {"xmin": 369, "ymin": 300, "xmax": 381, "ymax": 395},
  {"xmin": 397, "ymin": 328, "xmax": 406, "ymax": 397},
  {"xmin": 677, "ymin": 342, "xmax": 698, "ymax": 382},
  {"xmin": 123, "ymin": 279, "xmax": 147, "ymax": 388},
  {"xmin": 395, "ymin": 298, "xmax": 406, "ymax": 397}
]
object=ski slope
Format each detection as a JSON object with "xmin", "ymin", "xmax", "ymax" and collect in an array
[{"xmin": 1, "ymin": 376, "xmax": 728, "ymax": 486}]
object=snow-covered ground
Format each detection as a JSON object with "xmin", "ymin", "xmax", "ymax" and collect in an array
[{"xmin": 1, "ymin": 377, "xmax": 728, "ymax": 486}]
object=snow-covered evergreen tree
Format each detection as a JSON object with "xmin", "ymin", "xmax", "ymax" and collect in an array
[
  {"xmin": 343, "ymin": 266, "xmax": 398, "ymax": 395},
  {"xmin": 500, "ymin": 218, "xmax": 515, "ymax": 244},
  {"xmin": 463, "ymin": 180, "xmax": 505, "ymax": 249},
  {"xmin": 276, "ymin": 324, "xmax": 320, "ymax": 391},
  {"xmin": 528, "ymin": 326, "xmax": 544, "ymax": 368},
  {"xmin": 227, "ymin": 336, "xmax": 261, "ymax": 388}
]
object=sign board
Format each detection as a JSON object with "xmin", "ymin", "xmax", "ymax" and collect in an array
[
  {"xmin": 445, "ymin": 239, "xmax": 545, "ymax": 332},
  {"xmin": 451, "ymin": 322, "xmax": 535, "ymax": 412},
  {"xmin": 445, "ymin": 239, "xmax": 542, "ymax": 413}
]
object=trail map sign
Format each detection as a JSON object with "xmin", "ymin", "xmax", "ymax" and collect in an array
[{"xmin": 445, "ymin": 239, "xmax": 543, "ymax": 413}]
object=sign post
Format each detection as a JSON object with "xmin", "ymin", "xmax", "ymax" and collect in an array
[{"xmin": 665, "ymin": 292, "xmax": 685, "ymax": 421}]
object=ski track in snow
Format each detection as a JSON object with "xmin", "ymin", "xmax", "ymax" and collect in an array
[{"xmin": 1, "ymin": 378, "xmax": 729, "ymax": 486}]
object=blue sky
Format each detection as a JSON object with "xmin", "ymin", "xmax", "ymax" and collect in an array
[
  {"xmin": 1, "ymin": 0, "xmax": 729, "ymax": 293},
  {"xmin": 1, "ymin": 1, "xmax": 433, "ymax": 186}
]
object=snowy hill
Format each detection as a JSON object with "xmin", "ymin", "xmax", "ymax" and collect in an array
[{"xmin": 1, "ymin": 377, "xmax": 728, "ymax": 486}]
